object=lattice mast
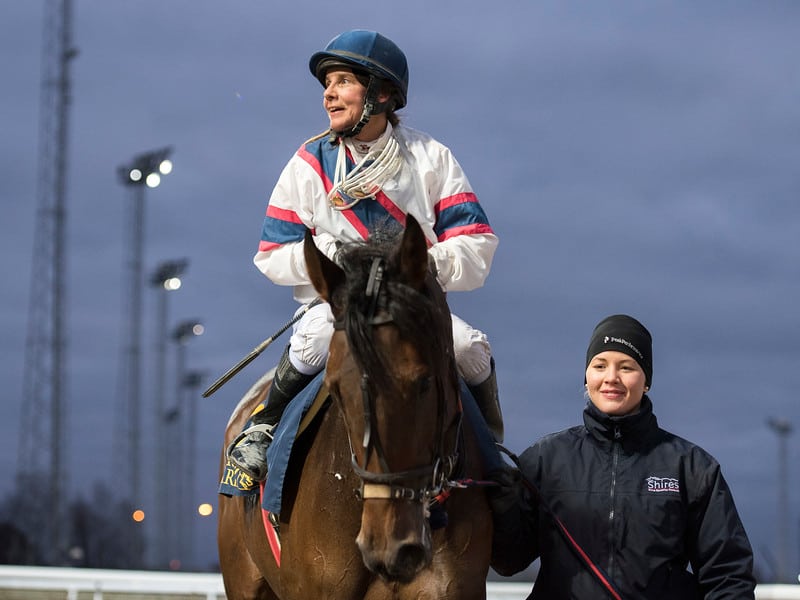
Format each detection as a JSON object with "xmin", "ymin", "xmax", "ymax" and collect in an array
[{"xmin": 19, "ymin": 0, "xmax": 77, "ymax": 564}]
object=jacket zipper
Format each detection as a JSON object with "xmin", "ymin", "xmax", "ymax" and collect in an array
[{"xmin": 608, "ymin": 425, "xmax": 621, "ymax": 580}]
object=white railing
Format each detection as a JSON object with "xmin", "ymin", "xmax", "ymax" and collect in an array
[
  {"xmin": 0, "ymin": 566, "xmax": 798, "ymax": 599},
  {"xmin": 0, "ymin": 565, "xmax": 226, "ymax": 600}
]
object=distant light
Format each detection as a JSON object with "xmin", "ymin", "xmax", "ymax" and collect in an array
[
  {"xmin": 145, "ymin": 172, "xmax": 161, "ymax": 188},
  {"xmin": 129, "ymin": 168, "xmax": 143, "ymax": 182},
  {"xmin": 163, "ymin": 277, "xmax": 182, "ymax": 291},
  {"xmin": 198, "ymin": 503, "xmax": 213, "ymax": 517},
  {"xmin": 159, "ymin": 159, "xmax": 173, "ymax": 175},
  {"xmin": 192, "ymin": 323, "xmax": 205, "ymax": 336},
  {"xmin": 132, "ymin": 509, "xmax": 145, "ymax": 522}
]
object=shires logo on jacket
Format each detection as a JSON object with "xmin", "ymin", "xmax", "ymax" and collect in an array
[{"xmin": 646, "ymin": 476, "xmax": 680, "ymax": 493}]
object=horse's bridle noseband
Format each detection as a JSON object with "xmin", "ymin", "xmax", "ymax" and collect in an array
[{"xmin": 334, "ymin": 257, "xmax": 461, "ymax": 503}]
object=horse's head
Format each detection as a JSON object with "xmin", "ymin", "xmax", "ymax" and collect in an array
[{"xmin": 304, "ymin": 216, "xmax": 462, "ymax": 583}]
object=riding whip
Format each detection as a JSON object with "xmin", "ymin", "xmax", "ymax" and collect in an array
[{"xmin": 202, "ymin": 297, "xmax": 324, "ymax": 398}]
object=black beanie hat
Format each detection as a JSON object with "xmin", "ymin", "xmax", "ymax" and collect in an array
[{"xmin": 585, "ymin": 314, "xmax": 653, "ymax": 387}]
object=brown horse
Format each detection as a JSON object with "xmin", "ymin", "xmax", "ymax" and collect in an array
[{"xmin": 217, "ymin": 216, "xmax": 493, "ymax": 599}]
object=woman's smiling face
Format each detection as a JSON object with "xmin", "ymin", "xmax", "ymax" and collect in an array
[{"xmin": 585, "ymin": 350, "xmax": 647, "ymax": 416}]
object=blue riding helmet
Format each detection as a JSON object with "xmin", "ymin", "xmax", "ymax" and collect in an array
[{"xmin": 309, "ymin": 29, "xmax": 409, "ymax": 110}]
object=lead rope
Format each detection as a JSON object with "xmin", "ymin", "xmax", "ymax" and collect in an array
[
  {"xmin": 497, "ymin": 444, "xmax": 625, "ymax": 600},
  {"xmin": 328, "ymin": 135, "xmax": 403, "ymax": 210}
]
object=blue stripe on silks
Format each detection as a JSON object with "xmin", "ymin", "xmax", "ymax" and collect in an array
[
  {"xmin": 434, "ymin": 201, "xmax": 490, "ymax": 239},
  {"xmin": 349, "ymin": 199, "xmax": 405, "ymax": 237},
  {"xmin": 261, "ymin": 215, "xmax": 307, "ymax": 245}
]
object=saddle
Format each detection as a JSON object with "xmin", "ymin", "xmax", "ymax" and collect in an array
[{"xmin": 218, "ymin": 372, "xmax": 329, "ymax": 509}]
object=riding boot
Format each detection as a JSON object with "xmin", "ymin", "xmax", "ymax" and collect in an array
[
  {"xmin": 467, "ymin": 359, "xmax": 504, "ymax": 444},
  {"xmin": 227, "ymin": 346, "xmax": 316, "ymax": 481}
]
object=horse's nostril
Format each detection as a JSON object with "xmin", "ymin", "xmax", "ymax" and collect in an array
[
  {"xmin": 377, "ymin": 543, "xmax": 429, "ymax": 584},
  {"xmin": 360, "ymin": 541, "xmax": 430, "ymax": 584}
]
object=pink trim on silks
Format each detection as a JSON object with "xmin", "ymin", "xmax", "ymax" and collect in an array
[
  {"xmin": 260, "ymin": 481, "xmax": 281, "ymax": 567},
  {"xmin": 434, "ymin": 192, "xmax": 478, "ymax": 215},
  {"xmin": 339, "ymin": 207, "xmax": 370, "ymax": 240},
  {"xmin": 298, "ymin": 145, "xmax": 335, "ymax": 193},
  {"xmin": 266, "ymin": 204, "xmax": 304, "ymax": 223},
  {"xmin": 374, "ymin": 191, "xmax": 409, "ymax": 229},
  {"xmin": 437, "ymin": 222, "xmax": 494, "ymax": 242},
  {"xmin": 258, "ymin": 240, "xmax": 281, "ymax": 252}
]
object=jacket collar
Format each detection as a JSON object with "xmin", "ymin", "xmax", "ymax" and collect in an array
[{"xmin": 583, "ymin": 395, "xmax": 659, "ymax": 446}]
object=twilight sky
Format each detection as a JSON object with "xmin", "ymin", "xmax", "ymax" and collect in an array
[{"xmin": 1, "ymin": 0, "xmax": 798, "ymax": 576}]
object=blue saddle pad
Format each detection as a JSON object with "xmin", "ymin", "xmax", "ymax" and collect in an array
[{"xmin": 218, "ymin": 371, "xmax": 325, "ymax": 505}]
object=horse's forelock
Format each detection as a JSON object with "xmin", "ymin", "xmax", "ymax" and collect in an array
[{"xmin": 335, "ymin": 234, "xmax": 453, "ymax": 392}]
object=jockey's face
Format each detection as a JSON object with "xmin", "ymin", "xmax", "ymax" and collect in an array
[
  {"xmin": 323, "ymin": 68, "xmax": 368, "ymax": 133},
  {"xmin": 585, "ymin": 351, "xmax": 647, "ymax": 416},
  {"xmin": 322, "ymin": 68, "xmax": 389, "ymax": 141}
]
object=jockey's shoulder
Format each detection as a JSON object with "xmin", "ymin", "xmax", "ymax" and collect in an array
[{"xmin": 302, "ymin": 130, "xmax": 330, "ymax": 146}]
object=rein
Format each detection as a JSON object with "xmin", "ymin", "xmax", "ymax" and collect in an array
[{"xmin": 334, "ymin": 257, "xmax": 460, "ymax": 503}]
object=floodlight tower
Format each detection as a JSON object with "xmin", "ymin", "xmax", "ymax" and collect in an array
[
  {"xmin": 19, "ymin": 0, "xmax": 77, "ymax": 564},
  {"xmin": 767, "ymin": 417, "xmax": 793, "ymax": 582},
  {"xmin": 170, "ymin": 320, "xmax": 204, "ymax": 568},
  {"xmin": 113, "ymin": 147, "xmax": 173, "ymax": 515},
  {"xmin": 150, "ymin": 259, "xmax": 188, "ymax": 568}
]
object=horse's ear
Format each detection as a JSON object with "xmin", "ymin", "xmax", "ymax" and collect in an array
[
  {"xmin": 304, "ymin": 229, "xmax": 345, "ymax": 310},
  {"xmin": 396, "ymin": 214, "xmax": 429, "ymax": 291}
]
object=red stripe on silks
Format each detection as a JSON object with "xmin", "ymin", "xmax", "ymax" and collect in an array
[
  {"xmin": 340, "ymin": 208, "xmax": 370, "ymax": 240},
  {"xmin": 258, "ymin": 240, "xmax": 281, "ymax": 252},
  {"xmin": 374, "ymin": 191, "xmax": 412, "ymax": 231},
  {"xmin": 434, "ymin": 192, "xmax": 478, "ymax": 215},
  {"xmin": 555, "ymin": 517, "xmax": 621, "ymax": 600},
  {"xmin": 266, "ymin": 204, "xmax": 304, "ymax": 223},
  {"xmin": 437, "ymin": 222, "xmax": 494, "ymax": 242},
  {"xmin": 260, "ymin": 481, "xmax": 281, "ymax": 567},
  {"xmin": 298, "ymin": 145, "xmax": 335, "ymax": 194}
]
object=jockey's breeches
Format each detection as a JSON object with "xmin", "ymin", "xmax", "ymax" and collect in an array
[{"xmin": 287, "ymin": 301, "xmax": 492, "ymax": 385}]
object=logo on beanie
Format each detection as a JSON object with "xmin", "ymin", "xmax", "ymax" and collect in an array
[
  {"xmin": 603, "ymin": 336, "xmax": 644, "ymax": 361},
  {"xmin": 646, "ymin": 476, "xmax": 679, "ymax": 494}
]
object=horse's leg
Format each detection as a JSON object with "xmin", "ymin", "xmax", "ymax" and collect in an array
[
  {"xmin": 218, "ymin": 494, "xmax": 279, "ymax": 600},
  {"xmin": 218, "ymin": 376, "xmax": 280, "ymax": 600},
  {"xmin": 248, "ymin": 406, "xmax": 371, "ymax": 599}
]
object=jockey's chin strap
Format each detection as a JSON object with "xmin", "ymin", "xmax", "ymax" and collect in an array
[{"xmin": 336, "ymin": 257, "xmax": 461, "ymax": 503}]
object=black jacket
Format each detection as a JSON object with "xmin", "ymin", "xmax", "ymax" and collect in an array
[{"xmin": 491, "ymin": 396, "xmax": 756, "ymax": 599}]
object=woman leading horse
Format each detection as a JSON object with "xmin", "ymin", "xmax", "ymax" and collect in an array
[{"xmin": 217, "ymin": 217, "xmax": 495, "ymax": 599}]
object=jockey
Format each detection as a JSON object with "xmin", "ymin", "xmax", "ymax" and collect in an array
[{"xmin": 228, "ymin": 29, "xmax": 502, "ymax": 481}]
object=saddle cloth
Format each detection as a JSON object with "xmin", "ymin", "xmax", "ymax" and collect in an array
[{"xmin": 218, "ymin": 371, "xmax": 326, "ymax": 512}]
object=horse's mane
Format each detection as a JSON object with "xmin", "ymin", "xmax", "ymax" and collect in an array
[{"xmin": 334, "ymin": 228, "xmax": 456, "ymax": 394}]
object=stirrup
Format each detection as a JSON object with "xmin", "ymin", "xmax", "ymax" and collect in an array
[{"xmin": 225, "ymin": 423, "xmax": 275, "ymax": 460}]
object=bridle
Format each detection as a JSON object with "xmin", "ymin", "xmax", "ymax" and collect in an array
[{"xmin": 333, "ymin": 257, "xmax": 461, "ymax": 503}]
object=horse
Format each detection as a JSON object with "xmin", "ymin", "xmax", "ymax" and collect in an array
[{"xmin": 217, "ymin": 215, "xmax": 494, "ymax": 599}]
